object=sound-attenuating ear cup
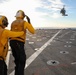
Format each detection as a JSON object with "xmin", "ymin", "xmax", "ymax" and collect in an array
[
  {"xmin": 15, "ymin": 10, "xmax": 25, "ymax": 19},
  {"xmin": 2, "ymin": 17, "xmax": 8, "ymax": 27}
]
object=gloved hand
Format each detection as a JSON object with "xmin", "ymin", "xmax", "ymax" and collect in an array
[{"xmin": 25, "ymin": 15, "xmax": 31, "ymax": 24}]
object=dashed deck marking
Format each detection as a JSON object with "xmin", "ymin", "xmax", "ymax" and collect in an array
[
  {"xmin": 59, "ymin": 31, "xmax": 71, "ymax": 38},
  {"xmin": 10, "ymin": 30, "xmax": 62, "ymax": 75}
]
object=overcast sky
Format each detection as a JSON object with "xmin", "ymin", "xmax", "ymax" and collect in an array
[{"xmin": 0, "ymin": 0, "xmax": 76, "ymax": 29}]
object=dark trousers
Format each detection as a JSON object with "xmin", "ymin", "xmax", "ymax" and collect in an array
[
  {"xmin": 0, "ymin": 59, "xmax": 7, "ymax": 75},
  {"xmin": 10, "ymin": 40, "xmax": 26, "ymax": 75}
]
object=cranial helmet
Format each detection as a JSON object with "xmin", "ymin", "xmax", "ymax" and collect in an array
[
  {"xmin": 15, "ymin": 10, "xmax": 25, "ymax": 19},
  {"xmin": 0, "ymin": 15, "xmax": 8, "ymax": 27}
]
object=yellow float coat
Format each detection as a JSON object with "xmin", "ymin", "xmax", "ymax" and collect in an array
[
  {"xmin": 10, "ymin": 20, "xmax": 35, "ymax": 42},
  {"xmin": 0, "ymin": 27, "xmax": 24, "ymax": 60}
]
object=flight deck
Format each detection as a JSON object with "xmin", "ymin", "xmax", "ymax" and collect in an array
[{"xmin": 7, "ymin": 28, "xmax": 76, "ymax": 75}]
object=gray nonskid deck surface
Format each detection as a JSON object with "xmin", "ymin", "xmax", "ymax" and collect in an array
[{"xmin": 8, "ymin": 29, "xmax": 76, "ymax": 75}]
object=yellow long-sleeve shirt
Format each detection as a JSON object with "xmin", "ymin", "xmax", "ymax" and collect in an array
[
  {"xmin": 10, "ymin": 20, "xmax": 35, "ymax": 42},
  {"xmin": 0, "ymin": 28, "xmax": 24, "ymax": 60}
]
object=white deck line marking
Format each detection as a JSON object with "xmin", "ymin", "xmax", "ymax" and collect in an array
[
  {"xmin": 5, "ymin": 50, "xmax": 11, "ymax": 69},
  {"xmin": 10, "ymin": 30, "xmax": 62, "ymax": 75},
  {"xmin": 25, "ymin": 30, "xmax": 62, "ymax": 68},
  {"xmin": 60, "ymin": 31, "xmax": 70, "ymax": 38},
  {"xmin": 5, "ymin": 43, "xmax": 12, "ymax": 69}
]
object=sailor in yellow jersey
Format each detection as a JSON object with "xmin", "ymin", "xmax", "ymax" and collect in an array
[
  {"xmin": 10, "ymin": 10, "xmax": 35, "ymax": 75},
  {"xmin": 0, "ymin": 15, "xmax": 24, "ymax": 75}
]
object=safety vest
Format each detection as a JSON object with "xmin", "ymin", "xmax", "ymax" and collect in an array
[
  {"xmin": 11, "ymin": 19, "xmax": 24, "ymax": 31},
  {"xmin": 0, "ymin": 29, "xmax": 7, "ymax": 60},
  {"xmin": 10, "ymin": 19, "xmax": 25, "ymax": 42}
]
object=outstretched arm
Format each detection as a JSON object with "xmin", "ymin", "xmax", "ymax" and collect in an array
[{"xmin": 5, "ymin": 30, "xmax": 24, "ymax": 38}]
